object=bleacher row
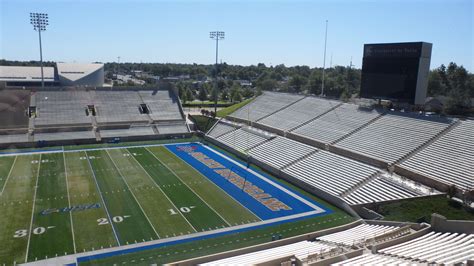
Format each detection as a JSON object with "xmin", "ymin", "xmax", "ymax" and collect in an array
[
  {"xmin": 335, "ymin": 231, "xmax": 474, "ymax": 265},
  {"xmin": 207, "ymin": 120, "xmax": 428, "ymax": 205},
  {"xmin": 34, "ymin": 89, "xmax": 183, "ymax": 127},
  {"xmin": 226, "ymin": 91, "xmax": 472, "ymax": 191},
  {"xmin": 0, "ymin": 89, "xmax": 189, "ymax": 145},
  {"xmin": 203, "ymin": 222, "xmax": 473, "ymax": 266}
]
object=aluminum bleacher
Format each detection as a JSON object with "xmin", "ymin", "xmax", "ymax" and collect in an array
[
  {"xmin": 99, "ymin": 127, "xmax": 155, "ymax": 138},
  {"xmin": 0, "ymin": 90, "xmax": 30, "ymax": 130},
  {"xmin": 201, "ymin": 241, "xmax": 335, "ymax": 265},
  {"xmin": 283, "ymin": 150, "xmax": 380, "ymax": 196},
  {"xmin": 34, "ymin": 130, "xmax": 96, "ymax": 141},
  {"xmin": 92, "ymin": 90, "xmax": 149, "ymax": 125},
  {"xmin": 35, "ymin": 90, "xmax": 92, "ymax": 127},
  {"xmin": 291, "ymin": 103, "xmax": 383, "ymax": 144},
  {"xmin": 217, "ymin": 127, "xmax": 272, "ymax": 153},
  {"xmin": 229, "ymin": 91, "xmax": 304, "ymax": 122},
  {"xmin": 334, "ymin": 112, "xmax": 454, "ymax": 164},
  {"xmin": 316, "ymin": 223, "xmax": 399, "ymax": 246},
  {"xmin": 138, "ymin": 90, "xmax": 183, "ymax": 121},
  {"xmin": 248, "ymin": 136, "xmax": 317, "ymax": 169},
  {"xmin": 257, "ymin": 96, "xmax": 340, "ymax": 131},
  {"xmin": 331, "ymin": 253, "xmax": 413, "ymax": 265},
  {"xmin": 342, "ymin": 176, "xmax": 424, "ymax": 205},
  {"xmin": 206, "ymin": 121, "xmax": 238, "ymax": 138},
  {"xmin": 156, "ymin": 122, "xmax": 189, "ymax": 134},
  {"xmin": 378, "ymin": 231, "xmax": 474, "ymax": 265},
  {"xmin": 399, "ymin": 120, "xmax": 474, "ymax": 191}
]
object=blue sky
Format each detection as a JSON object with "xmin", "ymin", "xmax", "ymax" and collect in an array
[{"xmin": 1, "ymin": 0, "xmax": 473, "ymax": 71}]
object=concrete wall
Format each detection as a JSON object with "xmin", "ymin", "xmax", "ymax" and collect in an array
[
  {"xmin": 430, "ymin": 213, "xmax": 474, "ymax": 234},
  {"xmin": 394, "ymin": 165, "xmax": 452, "ymax": 193}
]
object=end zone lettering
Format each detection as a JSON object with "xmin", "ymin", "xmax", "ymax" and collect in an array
[{"xmin": 40, "ymin": 203, "xmax": 100, "ymax": 216}]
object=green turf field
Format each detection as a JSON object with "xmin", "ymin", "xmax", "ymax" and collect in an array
[{"xmin": 0, "ymin": 145, "xmax": 261, "ymax": 265}]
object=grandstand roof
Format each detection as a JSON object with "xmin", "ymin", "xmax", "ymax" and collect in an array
[
  {"xmin": 0, "ymin": 65, "xmax": 56, "ymax": 82},
  {"xmin": 56, "ymin": 63, "xmax": 103, "ymax": 82}
]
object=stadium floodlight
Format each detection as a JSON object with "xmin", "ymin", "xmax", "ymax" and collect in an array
[
  {"xmin": 209, "ymin": 31, "xmax": 225, "ymax": 114},
  {"xmin": 30, "ymin": 12, "xmax": 49, "ymax": 88},
  {"xmin": 321, "ymin": 20, "xmax": 328, "ymax": 96}
]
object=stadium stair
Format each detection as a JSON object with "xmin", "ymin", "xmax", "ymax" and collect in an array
[
  {"xmin": 339, "ymin": 172, "xmax": 381, "ymax": 198},
  {"xmin": 394, "ymin": 119, "xmax": 461, "ymax": 165},
  {"xmin": 287, "ymin": 102, "xmax": 343, "ymax": 133},
  {"xmin": 152, "ymin": 125, "xmax": 160, "ymax": 135},
  {"xmin": 243, "ymin": 135, "xmax": 275, "ymax": 153},
  {"xmin": 330, "ymin": 110, "xmax": 386, "ymax": 145},
  {"xmin": 280, "ymin": 149, "xmax": 319, "ymax": 170}
]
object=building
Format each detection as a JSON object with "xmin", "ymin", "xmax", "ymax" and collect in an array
[{"xmin": 0, "ymin": 62, "xmax": 104, "ymax": 88}]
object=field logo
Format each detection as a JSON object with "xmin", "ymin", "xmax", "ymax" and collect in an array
[
  {"xmin": 184, "ymin": 148, "xmax": 292, "ymax": 212},
  {"xmin": 40, "ymin": 203, "xmax": 101, "ymax": 216},
  {"xmin": 177, "ymin": 145, "xmax": 198, "ymax": 153}
]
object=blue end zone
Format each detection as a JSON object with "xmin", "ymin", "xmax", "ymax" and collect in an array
[{"xmin": 166, "ymin": 143, "xmax": 329, "ymax": 220}]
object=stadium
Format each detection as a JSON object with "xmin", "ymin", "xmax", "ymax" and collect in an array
[{"xmin": 0, "ymin": 81, "xmax": 472, "ymax": 265}]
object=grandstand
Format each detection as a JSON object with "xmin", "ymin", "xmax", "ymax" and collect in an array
[
  {"xmin": 0, "ymin": 88, "xmax": 189, "ymax": 147},
  {"xmin": 334, "ymin": 112, "xmax": 455, "ymax": 165},
  {"xmin": 316, "ymin": 223, "xmax": 400, "ymax": 246},
  {"xmin": 228, "ymin": 91, "xmax": 304, "ymax": 122},
  {"xmin": 398, "ymin": 120, "xmax": 474, "ymax": 191},
  {"xmin": 256, "ymin": 96, "xmax": 341, "ymax": 132},
  {"xmin": 290, "ymin": 103, "xmax": 384, "ymax": 145}
]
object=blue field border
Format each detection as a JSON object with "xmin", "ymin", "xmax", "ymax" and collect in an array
[
  {"xmin": 75, "ymin": 211, "xmax": 330, "ymax": 264},
  {"xmin": 165, "ymin": 143, "xmax": 323, "ymax": 220}
]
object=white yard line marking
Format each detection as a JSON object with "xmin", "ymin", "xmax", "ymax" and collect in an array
[
  {"xmin": 84, "ymin": 151, "xmax": 121, "ymax": 246},
  {"xmin": 62, "ymin": 152, "xmax": 77, "ymax": 254},
  {"xmin": 145, "ymin": 147, "xmax": 232, "ymax": 227},
  {"xmin": 0, "ymin": 156, "xmax": 17, "ymax": 196},
  {"xmin": 0, "ymin": 142, "xmax": 196, "ymax": 157},
  {"xmin": 167, "ymin": 148, "xmax": 262, "ymax": 221},
  {"xmin": 25, "ymin": 154, "xmax": 42, "ymax": 263},
  {"xmin": 201, "ymin": 144, "xmax": 325, "ymax": 212},
  {"xmin": 105, "ymin": 149, "xmax": 160, "ymax": 239},
  {"xmin": 125, "ymin": 148, "xmax": 198, "ymax": 233}
]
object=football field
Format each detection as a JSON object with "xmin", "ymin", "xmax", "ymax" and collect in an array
[{"xmin": 0, "ymin": 143, "xmax": 328, "ymax": 265}]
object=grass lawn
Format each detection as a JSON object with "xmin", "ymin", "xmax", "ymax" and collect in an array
[
  {"xmin": 189, "ymin": 115, "xmax": 217, "ymax": 132},
  {"xmin": 216, "ymin": 98, "xmax": 254, "ymax": 117},
  {"xmin": 378, "ymin": 195, "xmax": 474, "ymax": 222}
]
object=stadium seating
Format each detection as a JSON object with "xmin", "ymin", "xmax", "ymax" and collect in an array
[
  {"xmin": 207, "ymin": 121, "xmax": 238, "ymax": 138},
  {"xmin": 35, "ymin": 90, "xmax": 92, "ymax": 127},
  {"xmin": 334, "ymin": 112, "xmax": 454, "ymax": 164},
  {"xmin": 331, "ymin": 253, "xmax": 413, "ymax": 265},
  {"xmin": 229, "ymin": 91, "xmax": 304, "ymax": 122},
  {"xmin": 155, "ymin": 121, "xmax": 189, "ymax": 134},
  {"xmin": 138, "ymin": 90, "xmax": 183, "ymax": 121},
  {"xmin": 99, "ymin": 126, "xmax": 155, "ymax": 138},
  {"xmin": 91, "ymin": 90, "xmax": 150, "ymax": 124},
  {"xmin": 217, "ymin": 127, "xmax": 271, "ymax": 152},
  {"xmin": 0, "ymin": 133, "xmax": 29, "ymax": 144},
  {"xmin": 399, "ymin": 120, "xmax": 474, "ymax": 190},
  {"xmin": 201, "ymin": 241, "xmax": 335, "ymax": 265},
  {"xmin": 283, "ymin": 150, "xmax": 380, "ymax": 196},
  {"xmin": 257, "ymin": 96, "xmax": 340, "ymax": 131},
  {"xmin": 248, "ymin": 136, "xmax": 317, "ymax": 169},
  {"xmin": 34, "ymin": 130, "xmax": 96, "ymax": 141},
  {"xmin": 316, "ymin": 223, "xmax": 399, "ymax": 246},
  {"xmin": 291, "ymin": 103, "xmax": 383, "ymax": 144},
  {"xmin": 0, "ymin": 90, "xmax": 30, "ymax": 130},
  {"xmin": 378, "ymin": 231, "xmax": 474, "ymax": 264},
  {"xmin": 342, "ymin": 176, "xmax": 424, "ymax": 205}
]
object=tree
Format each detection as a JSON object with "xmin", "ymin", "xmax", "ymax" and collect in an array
[
  {"xmin": 220, "ymin": 89, "xmax": 229, "ymax": 101},
  {"xmin": 198, "ymin": 86, "xmax": 208, "ymax": 102},
  {"xmin": 230, "ymin": 83, "xmax": 242, "ymax": 102},
  {"xmin": 242, "ymin": 87, "xmax": 254, "ymax": 98},
  {"xmin": 289, "ymin": 74, "xmax": 307, "ymax": 93},
  {"xmin": 185, "ymin": 88, "xmax": 194, "ymax": 102},
  {"xmin": 258, "ymin": 79, "xmax": 277, "ymax": 91}
]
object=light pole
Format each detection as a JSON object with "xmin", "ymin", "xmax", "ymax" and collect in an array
[
  {"xmin": 321, "ymin": 20, "xmax": 328, "ymax": 97},
  {"xmin": 210, "ymin": 31, "xmax": 225, "ymax": 115},
  {"xmin": 30, "ymin": 13, "xmax": 49, "ymax": 89}
]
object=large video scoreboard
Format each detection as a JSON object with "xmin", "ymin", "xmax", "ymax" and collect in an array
[{"xmin": 360, "ymin": 42, "xmax": 432, "ymax": 105}]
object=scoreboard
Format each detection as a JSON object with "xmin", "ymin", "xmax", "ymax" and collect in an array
[{"xmin": 360, "ymin": 42, "xmax": 432, "ymax": 105}]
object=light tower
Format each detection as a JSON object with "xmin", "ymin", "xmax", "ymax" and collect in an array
[
  {"xmin": 321, "ymin": 20, "xmax": 328, "ymax": 96},
  {"xmin": 30, "ymin": 12, "xmax": 49, "ymax": 88},
  {"xmin": 209, "ymin": 31, "xmax": 225, "ymax": 115}
]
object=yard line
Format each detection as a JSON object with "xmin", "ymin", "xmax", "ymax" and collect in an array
[
  {"xmin": 0, "ymin": 156, "xmax": 17, "ymax": 196},
  {"xmin": 166, "ymin": 149, "xmax": 262, "ymax": 222},
  {"xmin": 145, "ymin": 147, "xmax": 232, "ymax": 227},
  {"xmin": 84, "ymin": 151, "xmax": 121, "ymax": 246},
  {"xmin": 25, "ymin": 154, "xmax": 41, "ymax": 263},
  {"xmin": 105, "ymin": 150, "xmax": 160, "ymax": 239},
  {"xmin": 63, "ymin": 152, "xmax": 77, "ymax": 254},
  {"xmin": 125, "ymin": 148, "xmax": 198, "ymax": 233}
]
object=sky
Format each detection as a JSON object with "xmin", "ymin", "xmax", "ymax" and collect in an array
[{"xmin": 0, "ymin": 0, "xmax": 473, "ymax": 71}]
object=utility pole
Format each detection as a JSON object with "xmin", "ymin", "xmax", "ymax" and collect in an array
[
  {"xmin": 30, "ymin": 13, "xmax": 49, "ymax": 88},
  {"xmin": 210, "ymin": 31, "xmax": 225, "ymax": 115},
  {"xmin": 321, "ymin": 20, "xmax": 328, "ymax": 97}
]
